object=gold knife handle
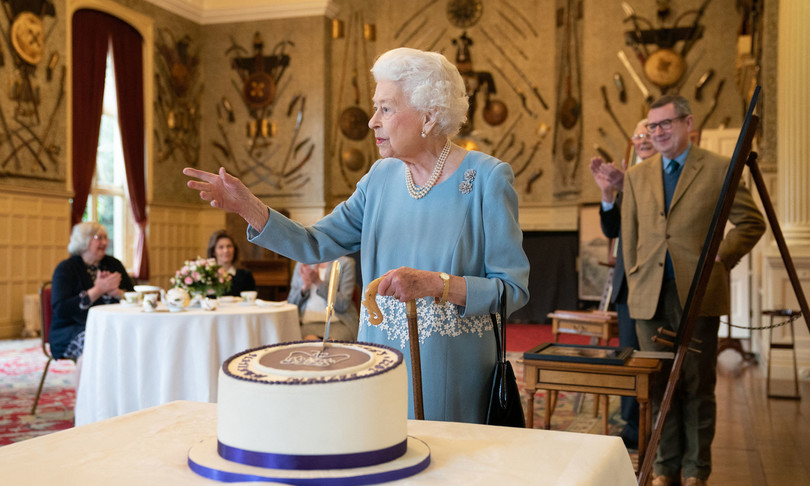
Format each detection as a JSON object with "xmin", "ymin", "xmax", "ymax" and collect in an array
[
  {"xmin": 326, "ymin": 261, "xmax": 341, "ymax": 310},
  {"xmin": 320, "ymin": 261, "xmax": 342, "ymax": 346}
]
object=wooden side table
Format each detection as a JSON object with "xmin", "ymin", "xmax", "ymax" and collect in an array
[
  {"xmin": 521, "ymin": 356, "xmax": 662, "ymax": 469},
  {"xmin": 547, "ymin": 310, "xmax": 621, "ymax": 418},
  {"xmin": 548, "ymin": 310, "xmax": 619, "ymax": 345}
]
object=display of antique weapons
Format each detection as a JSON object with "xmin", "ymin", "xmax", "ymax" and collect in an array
[{"xmin": 694, "ymin": 68, "xmax": 715, "ymax": 101}]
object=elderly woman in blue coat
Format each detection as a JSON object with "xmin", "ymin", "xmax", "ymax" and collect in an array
[{"xmin": 185, "ymin": 47, "xmax": 529, "ymax": 423}]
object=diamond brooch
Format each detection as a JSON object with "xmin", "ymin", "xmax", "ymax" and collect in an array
[{"xmin": 459, "ymin": 169, "xmax": 476, "ymax": 194}]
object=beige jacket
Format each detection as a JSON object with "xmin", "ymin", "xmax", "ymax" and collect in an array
[{"xmin": 621, "ymin": 145, "xmax": 765, "ymax": 319}]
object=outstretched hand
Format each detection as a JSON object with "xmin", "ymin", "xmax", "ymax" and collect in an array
[{"xmin": 183, "ymin": 167, "xmax": 269, "ymax": 230}]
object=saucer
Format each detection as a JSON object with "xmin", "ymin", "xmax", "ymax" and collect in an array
[
  {"xmin": 134, "ymin": 285, "xmax": 162, "ymax": 293},
  {"xmin": 255, "ymin": 300, "xmax": 284, "ymax": 308}
]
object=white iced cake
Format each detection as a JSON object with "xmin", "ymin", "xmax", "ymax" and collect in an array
[{"xmin": 216, "ymin": 341, "xmax": 407, "ymax": 469}]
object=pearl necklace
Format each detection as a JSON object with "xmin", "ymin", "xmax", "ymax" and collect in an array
[{"xmin": 405, "ymin": 140, "xmax": 451, "ymax": 199}]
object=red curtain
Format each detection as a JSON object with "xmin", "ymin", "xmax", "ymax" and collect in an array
[
  {"xmin": 70, "ymin": 10, "xmax": 109, "ymax": 226},
  {"xmin": 72, "ymin": 9, "xmax": 149, "ymax": 280},
  {"xmin": 111, "ymin": 23, "xmax": 149, "ymax": 280}
]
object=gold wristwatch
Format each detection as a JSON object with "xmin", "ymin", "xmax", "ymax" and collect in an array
[{"xmin": 436, "ymin": 272, "xmax": 450, "ymax": 304}]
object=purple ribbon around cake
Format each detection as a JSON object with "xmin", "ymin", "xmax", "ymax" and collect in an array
[
  {"xmin": 217, "ymin": 439, "xmax": 408, "ymax": 470},
  {"xmin": 188, "ymin": 454, "xmax": 431, "ymax": 484}
]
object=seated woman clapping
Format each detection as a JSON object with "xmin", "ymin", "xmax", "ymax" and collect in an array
[
  {"xmin": 50, "ymin": 222, "xmax": 134, "ymax": 361},
  {"xmin": 287, "ymin": 256, "xmax": 359, "ymax": 341}
]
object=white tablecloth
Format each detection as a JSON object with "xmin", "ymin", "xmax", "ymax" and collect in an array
[
  {"xmin": 75, "ymin": 302, "xmax": 301, "ymax": 426},
  {"xmin": 0, "ymin": 401, "xmax": 637, "ymax": 485}
]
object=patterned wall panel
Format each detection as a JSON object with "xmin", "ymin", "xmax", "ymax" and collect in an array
[
  {"xmin": 0, "ymin": 190, "xmax": 69, "ymax": 338},
  {"xmin": 147, "ymin": 203, "xmax": 225, "ymax": 289}
]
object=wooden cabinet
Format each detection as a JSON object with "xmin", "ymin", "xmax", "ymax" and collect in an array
[{"xmin": 242, "ymin": 258, "xmax": 292, "ymax": 301}]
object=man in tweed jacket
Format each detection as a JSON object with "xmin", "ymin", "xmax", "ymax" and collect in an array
[{"xmin": 621, "ymin": 95, "xmax": 765, "ymax": 486}]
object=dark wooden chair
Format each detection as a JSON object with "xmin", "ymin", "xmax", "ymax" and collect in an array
[{"xmin": 31, "ymin": 281, "xmax": 75, "ymax": 415}]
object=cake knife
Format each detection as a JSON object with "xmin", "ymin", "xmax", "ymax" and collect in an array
[{"xmin": 320, "ymin": 260, "xmax": 341, "ymax": 353}]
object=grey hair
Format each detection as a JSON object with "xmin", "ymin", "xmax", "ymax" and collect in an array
[
  {"xmin": 371, "ymin": 47, "xmax": 469, "ymax": 137},
  {"xmin": 650, "ymin": 95, "xmax": 692, "ymax": 116},
  {"xmin": 68, "ymin": 221, "xmax": 105, "ymax": 255}
]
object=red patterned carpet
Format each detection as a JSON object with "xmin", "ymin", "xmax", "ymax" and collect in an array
[
  {"xmin": 0, "ymin": 324, "xmax": 624, "ymax": 445},
  {"xmin": 0, "ymin": 339, "xmax": 76, "ymax": 445}
]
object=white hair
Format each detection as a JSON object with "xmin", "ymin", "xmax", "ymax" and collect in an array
[
  {"xmin": 68, "ymin": 221, "xmax": 105, "ymax": 255},
  {"xmin": 371, "ymin": 47, "xmax": 468, "ymax": 137}
]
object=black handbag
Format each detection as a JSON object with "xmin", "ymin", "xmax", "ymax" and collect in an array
[{"xmin": 485, "ymin": 288, "xmax": 526, "ymax": 427}]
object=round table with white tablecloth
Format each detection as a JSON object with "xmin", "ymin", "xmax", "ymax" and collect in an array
[{"xmin": 74, "ymin": 301, "xmax": 301, "ymax": 426}]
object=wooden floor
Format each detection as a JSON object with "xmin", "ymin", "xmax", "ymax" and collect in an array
[{"xmin": 692, "ymin": 349, "xmax": 810, "ymax": 485}]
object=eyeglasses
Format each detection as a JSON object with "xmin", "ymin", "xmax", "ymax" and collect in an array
[
  {"xmin": 93, "ymin": 234, "xmax": 108, "ymax": 241},
  {"xmin": 631, "ymin": 133, "xmax": 649, "ymax": 141},
  {"xmin": 646, "ymin": 115, "xmax": 687, "ymax": 132}
]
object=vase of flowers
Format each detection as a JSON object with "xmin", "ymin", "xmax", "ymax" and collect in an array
[{"xmin": 170, "ymin": 257, "xmax": 232, "ymax": 305}]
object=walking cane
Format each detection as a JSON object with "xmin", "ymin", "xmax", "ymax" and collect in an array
[{"xmin": 363, "ymin": 276, "xmax": 424, "ymax": 420}]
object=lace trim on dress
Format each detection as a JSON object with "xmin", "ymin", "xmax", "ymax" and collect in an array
[{"xmin": 360, "ymin": 295, "xmax": 492, "ymax": 347}]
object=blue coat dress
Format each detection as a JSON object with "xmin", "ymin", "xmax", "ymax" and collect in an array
[{"xmin": 248, "ymin": 151, "xmax": 530, "ymax": 423}]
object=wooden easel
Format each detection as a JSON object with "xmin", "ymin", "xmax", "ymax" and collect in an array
[{"xmin": 638, "ymin": 87, "xmax": 810, "ymax": 485}]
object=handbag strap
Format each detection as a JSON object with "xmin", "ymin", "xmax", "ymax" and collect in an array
[{"xmin": 491, "ymin": 286, "xmax": 507, "ymax": 365}]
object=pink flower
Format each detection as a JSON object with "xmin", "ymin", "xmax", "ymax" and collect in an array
[{"xmin": 184, "ymin": 276, "xmax": 193, "ymax": 285}]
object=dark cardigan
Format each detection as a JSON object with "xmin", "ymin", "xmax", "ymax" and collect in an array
[
  {"xmin": 224, "ymin": 268, "xmax": 257, "ymax": 297},
  {"xmin": 49, "ymin": 255, "xmax": 134, "ymax": 359}
]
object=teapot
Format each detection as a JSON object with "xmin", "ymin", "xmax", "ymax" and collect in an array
[{"xmin": 165, "ymin": 288, "xmax": 190, "ymax": 312}]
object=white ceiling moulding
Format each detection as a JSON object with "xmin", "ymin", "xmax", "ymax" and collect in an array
[{"xmin": 149, "ymin": 0, "xmax": 338, "ymax": 25}]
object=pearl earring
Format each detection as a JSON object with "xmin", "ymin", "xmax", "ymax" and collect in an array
[{"xmin": 421, "ymin": 130, "xmax": 426, "ymax": 138}]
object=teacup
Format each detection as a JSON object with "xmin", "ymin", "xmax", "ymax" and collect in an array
[
  {"xmin": 123, "ymin": 291, "xmax": 142, "ymax": 305},
  {"xmin": 240, "ymin": 290, "xmax": 258, "ymax": 305},
  {"xmin": 134, "ymin": 285, "xmax": 163, "ymax": 300},
  {"xmin": 142, "ymin": 292, "xmax": 159, "ymax": 312},
  {"xmin": 201, "ymin": 297, "xmax": 219, "ymax": 311}
]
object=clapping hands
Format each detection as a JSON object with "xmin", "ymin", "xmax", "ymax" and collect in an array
[
  {"xmin": 299, "ymin": 264, "xmax": 322, "ymax": 289},
  {"xmin": 95, "ymin": 270, "xmax": 123, "ymax": 299},
  {"xmin": 589, "ymin": 156, "xmax": 627, "ymax": 201}
]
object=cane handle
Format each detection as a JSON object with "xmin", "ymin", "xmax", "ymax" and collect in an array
[{"xmin": 362, "ymin": 276, "xmax": 385, "ymax": 325}]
